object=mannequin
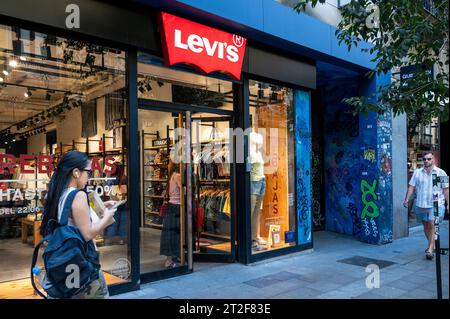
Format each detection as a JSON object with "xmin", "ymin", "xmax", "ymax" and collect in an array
[{"xmin": 249, "ymin": 131, "xmax": 267, "ymax": 250}]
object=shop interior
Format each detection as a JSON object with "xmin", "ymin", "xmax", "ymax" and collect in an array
[
  {"xmin": 137, "ymin": 56, "xmax": 234, "ymax": 272},
  {"xmin": 0, "ymin": 24, "xmax": 130, "ymax": 298}
]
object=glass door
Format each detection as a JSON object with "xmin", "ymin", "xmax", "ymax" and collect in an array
[
  {"xmin": 191, "ymin": 114, "xmax": 235, "ymax": 262},
  {"xmin": 138, "ymin": 109, "xmax": 192, "ymax": 277}
]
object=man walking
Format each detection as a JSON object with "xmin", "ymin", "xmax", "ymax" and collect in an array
[{"xmin": 403, "ymin": 152, "xmax": 449, "ymax": 260}]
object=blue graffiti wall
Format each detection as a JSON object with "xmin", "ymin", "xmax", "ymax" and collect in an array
[
  {"xmin": 323, "ymin": 81, "xmax": 364, "ymax": 239},
  {"xmin": 295, "ymin": 90, "xmax": 312, "ymax": 244},
  {"xmin": 322, "ymin": 74, "xmax": 393, "ymax": 245}
]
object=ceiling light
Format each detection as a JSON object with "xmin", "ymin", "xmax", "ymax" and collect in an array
[
  {"xmin": 24, "ymin": 90, "xmax": 32, "ymax": 98},
  {"xmin": 9, "ymin": 60, "xmax": 18, "ymax": 68},
  {"xmin": 0, "ymin": 77, "xmax": 3, "ymax": 82},
  {"xmin": 12, "ymin": 139, "xmax": 16, "ymax": 142},
  {"xmin": 2, "ymin": 70, "xmax": 9, "ymax": 76},
  {"xmin": 20, "ymin": 56, "xmax": 27, "ymax": 61}
]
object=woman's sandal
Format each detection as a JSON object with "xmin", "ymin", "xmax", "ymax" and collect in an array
[
  {"xmin": 165, "ymin": 261, "xmax": 179, "ymax": 269},
  {"xmin": 425, "ymin": 250, "xmax": 434, "ymax": 260}
]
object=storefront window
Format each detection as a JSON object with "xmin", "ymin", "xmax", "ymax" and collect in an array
[
  {"xmin": 138, "ymin": 53, "xmax": 233, "ymax": 110},
  {"xmin": 248, "ymin": 80, "xmax": 297, "ymax": 254},
  {"xmin": 0, "ymin": 23, "xmax": 130, "ymax": 297}
]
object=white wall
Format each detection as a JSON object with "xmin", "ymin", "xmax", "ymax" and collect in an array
[
  {"xmin": 27, "ymin": 133, "xmax": 46, "ymax": 155},
  {"xmin": 56, "ymin": 97, "xmax": 119, "ymax": 153}
]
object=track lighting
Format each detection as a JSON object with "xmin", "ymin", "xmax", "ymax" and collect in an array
[
  {"xmin": 20, "ymin": 56, "xmax": 27, "ymax": 61},
  {"xmin": 2, "ymin": 70, "xmax": 9, "ymax": 76},
  {"xmin": 9, "ymin": 60, "xmax": 18, "ymax": 68},
  {"xmin": 24, "ymin": 89, "xmax": 32, "ymax": 98}
]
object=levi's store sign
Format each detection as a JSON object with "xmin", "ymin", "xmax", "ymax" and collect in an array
[{"xmin": 159, "ymin": 12, "xmax": 247, "ymax": 80}]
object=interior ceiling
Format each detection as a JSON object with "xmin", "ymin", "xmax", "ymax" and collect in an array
[{"xmin": 0, "ymin": 25, "xmax": 125, "ymax": 132}]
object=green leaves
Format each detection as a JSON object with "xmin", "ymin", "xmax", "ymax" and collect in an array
[{"xmin": 294, "ymin": 0, "xmax": 449, "ymax": 124}]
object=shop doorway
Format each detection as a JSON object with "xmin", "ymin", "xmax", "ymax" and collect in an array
[{"xmin": 138, "ymin": 107, "xmax": 235, "ymax": 282}]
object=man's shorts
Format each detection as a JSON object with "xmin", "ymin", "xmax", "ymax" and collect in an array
[{"xmin": 414, "ymin": 206, "xmax": 445, "ymax": 222}]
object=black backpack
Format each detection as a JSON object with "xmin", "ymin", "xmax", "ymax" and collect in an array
[{"xmin": 31, "ymin": 189, "xmax": 101, "ymax": 299}]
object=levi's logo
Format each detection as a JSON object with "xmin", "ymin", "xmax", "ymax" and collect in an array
[
  {"xmin": 159, "ymin": 12, "xmax": 246, "ymax": 80},
  {"xmin": 173, "ymin": 29, "xmax": 239, "ymax": 63}
]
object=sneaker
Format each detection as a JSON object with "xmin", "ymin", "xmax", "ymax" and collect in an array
[
  {"xmin": 256, "ymin": 237, "xmax": 268, "ymax": 245},
  {"xmin": 252, "ymin": 241, "xmax": 263, "ymax": 251}
]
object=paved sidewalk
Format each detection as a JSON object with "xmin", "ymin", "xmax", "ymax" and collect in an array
[{"xmin": 113, "ymin": 222, "xmax": 449, "ymax": 299}]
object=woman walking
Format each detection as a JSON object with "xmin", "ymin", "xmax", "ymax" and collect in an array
[{"xmin": 40, "ymin": 150, "xmax": 117, "ymax": 298}]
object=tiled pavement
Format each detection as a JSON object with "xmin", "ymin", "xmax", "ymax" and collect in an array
[{"xmin": 113, "ymin": 222, "xmax": 449, "ymax": 299}]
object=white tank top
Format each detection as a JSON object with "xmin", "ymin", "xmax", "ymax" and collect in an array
[{"xmin": 57, "ymin": 187, "xmax": 100, "ymax": 248}]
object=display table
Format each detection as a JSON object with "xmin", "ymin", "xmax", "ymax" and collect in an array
[{"xmin": 21, "ymin": 218, "xmax": 42, "ymax": 247}]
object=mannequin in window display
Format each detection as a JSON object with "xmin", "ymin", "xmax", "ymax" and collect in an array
[{"xmin": 250, "ymin": 132, "xmax": 268, "ymax": 251}]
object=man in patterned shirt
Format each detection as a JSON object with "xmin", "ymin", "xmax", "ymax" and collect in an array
[{"xmin": 403, "ymin": 152, "xmax": 449, "ymax": 260}]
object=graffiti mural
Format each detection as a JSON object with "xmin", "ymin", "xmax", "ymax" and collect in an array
[
  {"xmin": 295, "ymin": 90, "xmax": 312, "ymax": 244},
  {"xmin": 376, "ymin": 111, "xmax": 393, "ymax": 244},
  {"xmin": 312, "ymin": 142, "xmax": 325, "ymax": 230},
  {"xmin": 360, "ymin": 179, "xmax": 379, "ymax": 219},
  {"xmin": 321, "ymin": 76, "xmax": 393, "ymax": 245},
  {"xmin": 323, "ymin": 81, "xmax": 363, "ymax": 238}
]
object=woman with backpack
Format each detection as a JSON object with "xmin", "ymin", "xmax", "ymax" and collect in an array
[{"xmin": 40, "ymin": 150, "xmax": 118, "ymax": 299}]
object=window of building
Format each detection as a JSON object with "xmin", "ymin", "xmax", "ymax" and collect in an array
[
  {"xmin": 0, "ymin": 23, "xmax": 130, "ymax": 298},
  {"xmin": 248, "ymin": 80, "xmax": 297, "ymax": 254}
]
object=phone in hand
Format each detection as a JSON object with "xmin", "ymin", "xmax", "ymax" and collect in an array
[{"xmin": 110, "ymin": 200, "xmax": 127, "ymax": 210}]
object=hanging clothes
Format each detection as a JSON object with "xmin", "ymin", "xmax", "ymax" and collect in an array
[
  {"xmin": 81, "ymin": 99, "xmax": 97, "ymax": 138},
  {"xmin": 105, "ymin": 91, "xmax": 125, "ymax": 131}
]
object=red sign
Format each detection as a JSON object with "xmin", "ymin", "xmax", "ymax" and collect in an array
[{"xmin": 159, "ymin": 12, "xmax": 247, "ymax": 80}]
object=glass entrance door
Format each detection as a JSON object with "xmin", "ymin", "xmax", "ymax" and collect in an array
[
  {"xmin": 191, "ymin": 115, "xmax": 235, "ymax": 262},
  {"xmin": 138, "ymin": 109, "xmax": 192, "ymax": 277}
]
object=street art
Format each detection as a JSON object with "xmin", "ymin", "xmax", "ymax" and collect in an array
[
  {"xmin": 312, "ymin": 143, "xmax": 324, "ymax": 230},
  {"xmin": 295, "ymin": 90, "xmax": 312, "ymax": 244},
  {"xmin": 322, "ymin": 77, "xmax": 392, "ymax": 245},
  {"xmin": 364, "ymin": 148, "xmax": 375, "ymax": 162},
  {"xmin": 323, "ymin": 81, "xmax": 363, "ymax": 237},
  {"xmin": 360, "ymin": 179, "xmax": 379, "ymax": 219},
  {"xmin": 376, "ymin": 111, "xmax": 393, "ymax": 244}
]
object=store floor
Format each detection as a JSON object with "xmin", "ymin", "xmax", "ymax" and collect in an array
[{"xmin": 0, "ymin": 226, "xmax": 232, "ymax": 298}]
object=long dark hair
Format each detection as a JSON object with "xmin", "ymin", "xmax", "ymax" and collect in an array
[{"xmin": 40, "ymin": 151, "xmax": 89, "ymax": 236}]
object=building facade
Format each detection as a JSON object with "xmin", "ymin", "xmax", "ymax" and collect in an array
[{"xmin": 0, "ymin": 0, "xmax": 396, "ymax": 297}]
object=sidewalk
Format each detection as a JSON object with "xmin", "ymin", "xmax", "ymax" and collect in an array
[{"xmin": 113, "ymin": 222, "xmax": 449, "ymax": 299}]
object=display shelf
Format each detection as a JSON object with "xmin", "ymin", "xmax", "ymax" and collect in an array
[
  {"xmin": 144, "ymin": 223, "xmax": 163, "ymax": 230},
  {"xmin": 144, "ymin": 211, "xmax": 161, "ymax": 215},
  {"xmin": 144, "ymin": 145, "xmax": 173, "ymax": 151},
  {"xmin": 144, "ymin": 164, "xmax": 168, "ymax": 167},
  {"xmin": 141, "ymin": 127, "xmax": 171, "ymax": 228}
]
